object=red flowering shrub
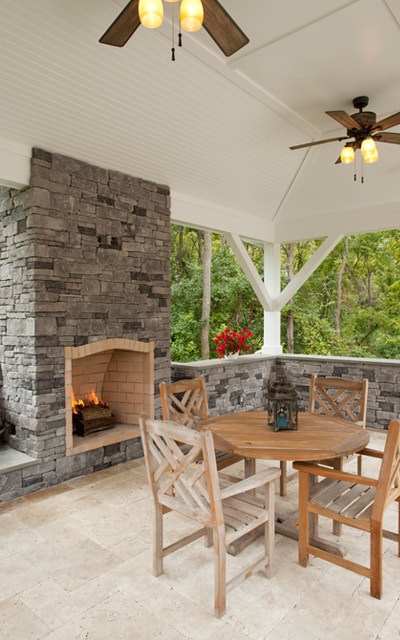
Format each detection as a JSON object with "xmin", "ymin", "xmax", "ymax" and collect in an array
[{"xmin": 213, "ymin": 327, "xmax": 254, "ymax": 358}]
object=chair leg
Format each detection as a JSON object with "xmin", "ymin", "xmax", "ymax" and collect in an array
[
  {"xmin": 370, "ymin": 523, "xmax": 382, "ymax": 599},
  {"xmin": 280, "ymin": 461, "xmax": 287, "ymax": 496},
  {"xmin": 153, "ymin": 504, "xmax": 164, "ymax": 577},
  {"xmin": 204, "ymin": 527, "xmax": 213, "ymax": 547},
  {"xmin": 264, "ymin": 480, "xmax": 275, "ymax": 578},
  {"xmin": 332, "ymin": 458, "xmax": 343, "ymax": 536},
  {"xmin": 245, "ymin": 457, "xmax": 256, "ymax": 477},
  {"xmin": 298, "ymin": 473, "xmax": 310, "ymax": 567},
  {"xmin": 357, "ymin": 453, "xmax": 362, "ymax": 476},
  {"xmin": 214, "ymin": 525, "xmax": 227, "ymax": 618}
]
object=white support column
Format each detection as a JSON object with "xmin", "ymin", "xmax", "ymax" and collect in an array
[{"xmin": 262, "ymin": 242, "xmax": 282, "ymax": 355}]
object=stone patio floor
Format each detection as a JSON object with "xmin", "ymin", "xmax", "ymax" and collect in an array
[{"xmin": 0, "ymin": 429, "xmax": 399, "ymax": 639}]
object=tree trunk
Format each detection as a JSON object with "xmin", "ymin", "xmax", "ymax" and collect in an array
[
  {"xmin": 335, "ymin": 237, "xmax": 348, "ymax": 334},
  {"xmin": 201, "ymin": 231, "xmax": 212, "ymax": 359}
]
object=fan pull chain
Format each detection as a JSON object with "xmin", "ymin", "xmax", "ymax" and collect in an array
[
  {"xmin": 171, "ymin": 6, "xmax": 176, "ymax": 61},
  {"xmin": 178, "ymin": 0, "xmax": 183, "ymax": 48}
]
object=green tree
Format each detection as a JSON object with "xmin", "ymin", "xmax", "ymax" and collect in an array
[{"xmin": 171, "ymin": 225, "xmax": 400, "ymax": 362}]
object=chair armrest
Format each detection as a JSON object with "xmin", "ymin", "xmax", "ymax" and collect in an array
[
  {"xmin": 220, "ymin": 467, "xmax": 280, "ymax": 499},
  {"xmin": 292, "ymin": 461, "xmax": 378, "ymax": 488}
]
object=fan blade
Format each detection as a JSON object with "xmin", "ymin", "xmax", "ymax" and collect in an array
[
  {"xmin": 325, "ymin": 110, "xmax": 363, "ymax": 131},
  {"xmin": 99, "ymin": 0, "xmax": 140, "ymax": 47},
  {"xmin": 290, "ymin": 135, "xmax": 349, "ymax": 151},
  {"xmin": 374, "ymin": 132, "xmax": 400, "ymax": 144},
  {"xmin": 201, "ymin": 0, "xmax": 249, "ymax": 56},
  {"xmin": 372, "ymin": 112, "xmax": 400, "ymax": 132}
]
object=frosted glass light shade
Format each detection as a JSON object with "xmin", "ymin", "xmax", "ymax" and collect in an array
[
  {"xmin": 361, "ymin": 137, "xmax": 376, "ymax": 158},
  {"xmin": 340, "ymin": 145, "xmax": 355, "ymax": 164},
  {"xmin": 364, "ymin": 148, "xmax": 379, "ymax": 163},
  {"xmin": 139, "ymin": 0, "xmax": 164, "ymax": 29},
  {"xmin": 180, "ymin": 0, "xmax": 204, "ymax": 32}
]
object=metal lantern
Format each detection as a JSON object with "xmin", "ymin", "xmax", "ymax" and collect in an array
[{"xmin": 267, "ymin": 374, "xmax": 299, "ymax": 431}]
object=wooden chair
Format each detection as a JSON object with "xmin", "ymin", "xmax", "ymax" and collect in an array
[
  {"xmin": 139, "ymin": 414, "xmax": 280, "ymax": 618},
  {"xmin": 308, "ymin": 374, "xmax": 368, "ymax": 429},
  {"xmin": 159, "ymin": 376, "xmax": 246, "ymax": 471},
  {"xmin": 293, "ymin": 419, "xmax": 400, "ymax": 599},
  {"xmin": 279, "ymin": 374, "xmax": 369, "ymax": 497}
]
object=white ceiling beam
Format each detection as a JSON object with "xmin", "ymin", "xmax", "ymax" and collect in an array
[{"xmin": 0, "ymin": 139, "xmax": 31, "ymax": 189}]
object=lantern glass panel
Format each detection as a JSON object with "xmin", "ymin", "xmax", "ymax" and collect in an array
[{"xmin": 267, "ymin": 374, "xmax": 299, "ymax": 431}]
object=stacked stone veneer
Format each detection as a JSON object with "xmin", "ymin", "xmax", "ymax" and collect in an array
[
  {"xmin": 0, "ymin": 148, "xmax": 171, "ymax": 500},
  {"xmin": 172, "ymin": 353, "xmax": 400, "ymax": 429}
]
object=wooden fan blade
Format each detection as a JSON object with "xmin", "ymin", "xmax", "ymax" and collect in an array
[
  {"xmin": 325, "ymin": 110, "xmax": 362, "ymax": 131},
  {"xmin": 201, "ymin": 0, "xmax": 249, "ymax": 56},
  {"xmin": 99, "ymin": 0, "xmax": 140, "ymax": 47},
  {"xmin": 374, "ymin": 132, "xmax": 400, "ymax": 144},
  {"xmin": 372, "ymin": 112, "xmax": 400, "ymax": 132},
  {"xmin": 290, "ymin": 135, "xmax": 349, "ymax": 151}
]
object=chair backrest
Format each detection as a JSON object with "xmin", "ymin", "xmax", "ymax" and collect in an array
[
  {"xmin": 159, "ymin": 376, "xmax": 209, "ymax": 428},
  {"xmin": 139, "ymin": 414, "xmax": 222, "ymax": 528},
  {"xmin": 373, "ymin": 419, "xmax": 400, "ymax": 520},
  {"xmin": 308, "ymin": 374, "xmax": 368, "ymax": 426}
]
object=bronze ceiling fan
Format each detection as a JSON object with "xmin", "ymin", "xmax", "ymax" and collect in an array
[
  {"xmin": 99, "ymin": 0, "xmax": 249, "ymax": 57},
  {"xmin": 290, "ymin": 96, "xmax": 400, "ymax": 164}
]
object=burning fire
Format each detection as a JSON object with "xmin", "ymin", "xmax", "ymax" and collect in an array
[{"xmin": 71, "ymin": 388, "xmax": 108, "ymax": 414}]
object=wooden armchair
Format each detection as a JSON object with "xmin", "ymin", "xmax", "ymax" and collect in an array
[
  {"xmin": 159, "ymin": 376, "xmax": 245, "ymax": 471},
  {"xmin": 280, "ymin": 374, "xmax": 369, "ymax": 497},
  {"xmin": 139, "ymin": 414, "xmax": 280, "ymax": 618},
  {"xmin": 293, "ymin": 419, "xmax": 400, "ymax": 599}
]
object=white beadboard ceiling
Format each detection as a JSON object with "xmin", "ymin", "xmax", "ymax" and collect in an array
[{"xmin": 1, "ymin": 0, "xmax": 400, "ymax": 243}]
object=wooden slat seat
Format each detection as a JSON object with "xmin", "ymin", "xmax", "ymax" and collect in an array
[{"xmin": 139, "ymin": 414, "xmax": 280, "ymax": 618}]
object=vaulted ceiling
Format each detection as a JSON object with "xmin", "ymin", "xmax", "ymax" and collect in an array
[{"xmin": 1, "ymin": 0, "xmax": 400, "ymax": 243}]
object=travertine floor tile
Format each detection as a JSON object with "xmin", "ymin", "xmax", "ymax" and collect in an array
[{"xmin": 0, "ymin": 429, "xmax": 399, "ymax": 639}]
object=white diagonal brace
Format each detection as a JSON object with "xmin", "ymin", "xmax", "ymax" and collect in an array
[
  {"xmin": 224, "ymin": 232, "xmax": 275, "ymax": 311},
  {"xmin": 276, "ymin": 234, "xmax": 344, "ymax": 310}
]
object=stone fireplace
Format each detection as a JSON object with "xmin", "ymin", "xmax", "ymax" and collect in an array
[{"xmin": 0, "ymin": 148, "xmax": 171, "ymax": 501}]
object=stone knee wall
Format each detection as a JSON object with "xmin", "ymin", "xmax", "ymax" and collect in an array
[{"xmin": 171, "ymin": 354, "xmax": 400, "ymax": 429}]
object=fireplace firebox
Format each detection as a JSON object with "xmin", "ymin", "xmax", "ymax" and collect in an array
[{"xmin": 65, "ymin": 339, "xmax": 154, "ymax": 455}]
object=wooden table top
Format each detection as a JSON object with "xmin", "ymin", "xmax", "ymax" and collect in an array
[{"xmin": 201, "ymin": 411, "xmax": 370, "ymax": 461}]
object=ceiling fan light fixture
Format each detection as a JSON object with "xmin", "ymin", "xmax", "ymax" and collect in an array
[
  {"xmin": 361, "ymin": 136, "xmax": 376, "ymax": 158},
  {"xmin": 139, "ymin": 0, "xmax": 164, "ymax": 29},
  {"xmin": 340, "ymin": 145, "xmax": 355, "ymax": 164},
  {"xmin": 180, "ymin": 0, "xmax": 204, "ymax": 32}
]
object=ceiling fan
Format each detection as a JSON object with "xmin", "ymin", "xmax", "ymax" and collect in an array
[
  {"xmin": 99, "ymin": 0, "xmax": 249, "ymax": 57},
  {"xmin": 290, "ymin": 96, "xmax": 400, "ymax": 164}
]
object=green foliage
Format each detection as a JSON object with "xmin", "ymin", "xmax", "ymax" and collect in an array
[
  {"xmin": 170, "ymin": 226, "xmax": 263, "ymax": 361},
  {"xmin": 171, "ymin": 224, "xmax": 400, "ymax": 362}
]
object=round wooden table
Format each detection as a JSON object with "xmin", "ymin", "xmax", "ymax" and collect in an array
[
  {"xmin": 202, "ymin": 410, "xmax": 370, "ymax": 556},
  {"xmin": 202, "ymin": 411, "xmax": 370, "ymax": 462}
]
